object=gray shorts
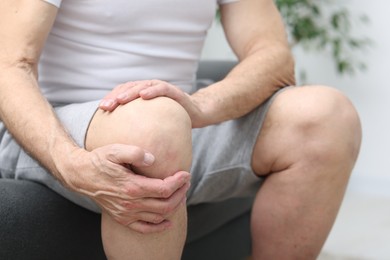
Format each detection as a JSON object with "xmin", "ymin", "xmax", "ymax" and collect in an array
[{"xmin": 0, "ymin": 90, "xmax": 283, "ymax": 213}]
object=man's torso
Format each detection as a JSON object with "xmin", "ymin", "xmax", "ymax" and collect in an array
[{"xmin": 39, "ymin": 0, "xmax": 221, "ymax": 103}]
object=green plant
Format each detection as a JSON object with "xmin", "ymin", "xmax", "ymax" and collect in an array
[{"xmin": 275, "ymin": 0, "xmax": 371, "ymax": 77}]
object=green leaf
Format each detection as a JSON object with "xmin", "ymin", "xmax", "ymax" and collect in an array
[{"xmin": 273, "ymin": 0, "xmax": 372, "ymax": 76}]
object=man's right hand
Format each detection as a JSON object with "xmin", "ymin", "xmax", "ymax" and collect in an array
[{"xmin": 61, "ymin": 144, "xmax": 191, "ymax": 234}]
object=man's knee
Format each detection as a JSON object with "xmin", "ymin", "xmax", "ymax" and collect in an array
[
  {"xmin": 252, "ymin": 85, "xmax": 361, "ymax": 174},
  {"xmin": 86, "ymin": 97, "xmax": 192, "ymax": 178},
  {"xmin": 278, "ymin": 85, "xmax": 361, "ymax": 136}
]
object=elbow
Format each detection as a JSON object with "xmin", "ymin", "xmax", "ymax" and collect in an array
[
  {"xmin": 0, "ymin": 57, "xmax": 39, "ymax": 80},
  {"xmin": 264, "ymin": 43, "xmax": 296, "ymax": 89},
  {"xmin": 14, "ymin": 56, "xmax": 38, "ymax": 74},
  {"xmin": 0, "ymin": 48, "xmax": 39, "ymax": 75},
  {"xmin": 279, "ymin": 47, "xmax": 296, "ymax": 87}
]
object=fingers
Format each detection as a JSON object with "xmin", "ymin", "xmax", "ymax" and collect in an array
[
  {"xmin": 114, "ymin": 210, "xmax": 170, "ymax": 226},
  {"xmin": 130, "ymin": 170, "xmax": 191, "ymax": 199},
  {"xmin": 89, "ymin": 144, "xmax": 191, "ymax": 233},
  {"xmin": 114, "ymin": 186, "xmax": 187, "ymax": 234},
  {"xmin": 99, "ymin": 80, "xmax": 183, "ymax": 111},
  {"xmin": 135, "ymin": 181, "xmax": 189, "ymax": 215},
  {"xmin": 99, "ymin": 81, "xmax": 154, "ymax": 111},
  {"xmin": 103, "ymin": 208, "xmax": 173, "ymax": 234},
  {"xmin": 139, "ymin": 81, "xmax": 183, "ymax": 101},
  {"xmin": 96, "ymin": 144, "xmax": 155, "ymax": 168},
  {"xmin": 102, "ymin": 182, "xmax": 187, "ymax": 233},
  {"xmin": 128, "ymin": 220, "xmax": 172, "ymax": 234},
  {"xmin": 98, "ymin": 175, "xmax": 189, "ymax": 234},
  {"xmin": 115, "ymin": 81, "xmax": 153, "ymax": 104},
  {"xmin": 106, "ymin": 181, "xmax": 188, "ymax": 221},
  {"xmin": 93, "ymin": 143, "xmax": 190, "ymax": 200}
]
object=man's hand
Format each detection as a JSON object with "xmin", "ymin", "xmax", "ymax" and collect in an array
[
  {"xmin": 99, "ymin": 80, "xmax": 206, "ymax": 127},
  {"xmin": 63, "ymin": 144, "xmax": 191, "ymax": 234}
]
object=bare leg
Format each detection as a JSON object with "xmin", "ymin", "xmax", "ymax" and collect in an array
[
  {"xmin": 251, "ymin": 86, "xmax": 362, "ymax": 259},
  {"xmin": 86, "ymin": 97, "xmax": 192, "ymax": 260}
]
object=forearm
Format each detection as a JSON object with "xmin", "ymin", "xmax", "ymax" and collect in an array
[
  {"xmin": 191, "ymin": 44, "xmax": 295, "ymax": 127},
  {"xmin": 0, "ymin": 1, "xmax": 79, "ymax": 184},
  {"xmin": 0, "ymin": 65, "xmax": 80, "ymax": 184},
  {"xmin": 188, "ymin": 0, "xmax": 296, "ymax": 128}
]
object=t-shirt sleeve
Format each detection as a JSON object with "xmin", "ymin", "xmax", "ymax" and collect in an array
[
  {"xmin": 41, "ymin": 0, "xmax": 62, "ymax": 8},
  {"xmin": 217, "ymin": 0, "xmax": 239, "ymax": 5}
]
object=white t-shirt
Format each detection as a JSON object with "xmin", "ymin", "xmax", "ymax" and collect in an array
[{"xmin": 40, "ymin": 0, "xmax": 238, "ymax": 104}]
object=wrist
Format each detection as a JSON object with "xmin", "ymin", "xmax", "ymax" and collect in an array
[
  {"xmin": 191, "ymin": 87, "xmax": 223, "ymax": 128},
  {"xmin": 50, "ymin": 141, "xmax": 87, "ymax": 189}
]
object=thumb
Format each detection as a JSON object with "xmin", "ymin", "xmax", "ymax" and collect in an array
[{"xmin": 104, "ymin": 144, "xmax": 155, "ymax": 167}]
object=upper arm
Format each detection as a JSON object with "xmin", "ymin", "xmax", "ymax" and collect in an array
[
  {"xmin": 220, "ymin": 0, "xmax": 290, "ymax": 60},
  {"xmin": 0, "ymin": 0, "xmax": 58, "ymax": 71}
]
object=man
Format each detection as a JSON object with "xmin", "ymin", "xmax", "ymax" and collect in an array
[{"xmin": 0, "ymin": 0, "xmax": 361, "ymax": 259}]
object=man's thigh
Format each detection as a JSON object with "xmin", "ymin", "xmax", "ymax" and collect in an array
[{"xmin": 187, "ymin": 87, "xmax": 291, "ymax": 206}]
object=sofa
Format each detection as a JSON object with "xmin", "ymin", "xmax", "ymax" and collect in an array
[{"xmin": 0, "ymin": 61, "xmax": 254, "ymax": 260}]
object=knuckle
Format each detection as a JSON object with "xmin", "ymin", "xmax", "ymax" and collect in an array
[
  {"xmin": 152, "ymin": 215, "xmax": 164, "ymax": 224},
  {"xmin": 115, "ymin": 83, "xmax": 125, "ymax": 91},
  {"xmin": 117, "ymin": 218, "xmax": 128, "ymax": 226},
  {"xmin": 160, "ymin": 204, "xmax": 172, "ymax": 215},
  {"xmin": 113, "ymin": 212, "xmax": 135, "ymax": 227},
  {"xmin": 158, "ymin": 186, "xmax": 171, "ymax": 198},
  {"xmin": 104, "ymin": 145, "xmax": 122, "ymax": 161},
  {"xmin": 120, "ymin": 200, "xmax": 137, "ymax": 211},
  {"xmin": 123, "ymin": 184, "xmax": 142, "ymax": 197},
  {"xmin": 161, "ymin": 83, "xmax": 170, "ymax": 91},
  {"xmin": 90, "ymin": 152, "xmax": 105, "ymax": 170},
  {"xmin": 124, "ymin": 81, "xmax": 135, "ymax": 87},
  {"xmin": 127, "ymin": 147, "xmax": 144, "ymax": 160},
  {"xmin": 113, "ymin": 214, "xmax": 128, "ymax": 226}
]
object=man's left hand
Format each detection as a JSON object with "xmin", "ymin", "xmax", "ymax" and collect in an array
[{"xmin": 99, "ymin": 80, "xmax": 206, "ymax": 127}]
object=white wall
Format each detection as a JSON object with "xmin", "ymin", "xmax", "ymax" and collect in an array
[{"xmin": 201, "ymin": 0, "xmax": 390, "ymax": 197}]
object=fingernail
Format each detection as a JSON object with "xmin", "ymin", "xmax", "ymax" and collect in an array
[
  {"xmin": 100, "ymin": 99, "xmax": 114, "ymax": 107},
  {"xmin": 117, "ymin": 93, "xmax": 127, "ymax": 100},
  {"xmin": 143, "ymin": 152, "xmax": 155, "ymax": 165}
]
